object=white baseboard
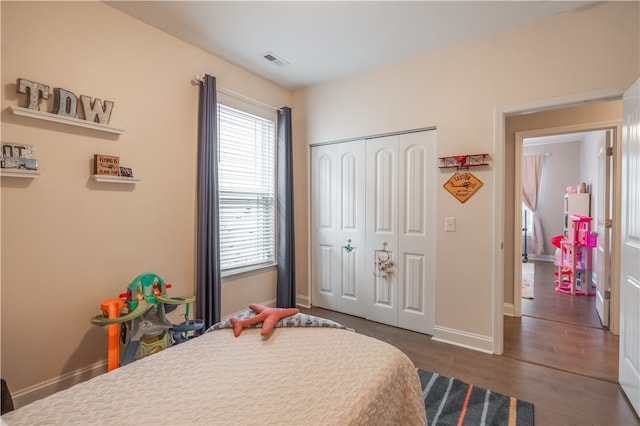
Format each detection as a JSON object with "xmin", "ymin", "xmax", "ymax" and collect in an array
[
  {"xmin": 12, "ymin": 360, "xmax": 107, "ymax": 409},
  {"xmin": 296, "ymin": 294, "xmax": 310, "ymax": 308},
  {"xmin": 431, "ymin": 325, "xmax": 494, "ymax": 354},
  {"xmin": 503, "ymin": 303, "xmax": 515, "ymax": 317}
]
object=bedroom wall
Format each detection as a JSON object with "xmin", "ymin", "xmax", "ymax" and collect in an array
[
  {"xmin": 1, "ymin": 1, "xmax": 292, "ymax": 405},
  {"xmin": 293, "ymin": 2, "xmax": 638, "ymax": 349}
]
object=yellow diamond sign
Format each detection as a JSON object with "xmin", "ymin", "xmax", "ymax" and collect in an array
[{"xmin": 443, "ymin": 172, "xmax": 483, "ymax": 203}]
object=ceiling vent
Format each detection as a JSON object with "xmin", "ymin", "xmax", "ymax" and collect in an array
[{"xmin": 262, "ymin": 51, "xmax": 289, "ymax": 67}]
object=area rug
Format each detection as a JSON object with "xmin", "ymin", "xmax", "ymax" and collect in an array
[
  {"xmin": 521, "ymin": 262, "xmax": 534, "ymax": 299},
  {"xmin": 418, "ymin": 369, "xmax": 534, "ymax": 426}
]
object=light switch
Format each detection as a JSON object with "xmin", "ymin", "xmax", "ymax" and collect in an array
[{"xmin": 445, "ymin": 217, "xmax": 456, "ymax": 232}]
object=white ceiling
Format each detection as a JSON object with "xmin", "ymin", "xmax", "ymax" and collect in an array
[{"xmin": 106, "ymin": 1, "xmax": 598, "ymax": 90}]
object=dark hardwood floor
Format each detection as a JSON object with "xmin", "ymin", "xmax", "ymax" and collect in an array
[
  {"xmin": 520, "ymin": 260, "xmax": 603, "ymax": 328},
  {"xmin": 302, "ymin": 265, "xmax": 640, "ymax": 425},
  {"xmin": 504, "ymin": 260, "xmax": 619, "ymax": 384}
]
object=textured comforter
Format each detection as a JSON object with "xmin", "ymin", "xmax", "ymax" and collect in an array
[{"xmin": 2, "ymin": 326, "xmax": 426, "ymax": 425}]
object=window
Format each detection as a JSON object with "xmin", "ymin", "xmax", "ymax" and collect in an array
[{"xmin": 217, "ymin": 103, "xmax": 276, "ymax": 274}]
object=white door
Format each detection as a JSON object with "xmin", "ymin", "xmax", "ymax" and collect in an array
[
  {"xmin": 364, "ymin": 135, "xmax": 400, "ymax": 326},
  {"xmin": 619, "ymin": 78, "xmax": 640, "ymax": 418},
  {"xmin": 594, "ymin": 129, "xmax": 613, "ymax": 327},
  {"xmin": 311, "ymin": 130, "xmax": 436, "ymax": 335},
  {"xmin": 363, "ymin": 132, "xmax": 436, "ymax": 334},
  {"xmin": 311, "ymin": 144, "xmax": 340, "ymax": 312},
  {"xmin": 396, "ymin": 131, "xmax": 436, "ymax": 334},
  {"xmin": 311, "ymin": 141, "xmax": 366, "ymax": 316},
  {"xmin": 335, "ymin": 141, "xmax": 367, "ymax": 317}
]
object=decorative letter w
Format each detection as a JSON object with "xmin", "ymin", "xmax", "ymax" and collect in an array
[{"xmin": 80, "ymin": 95, "xmax": 114, "ymax": 124}]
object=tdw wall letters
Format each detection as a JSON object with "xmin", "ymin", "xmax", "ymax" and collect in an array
[{"xmin": 16, "ymin": 78, "xmax": 114, "ymax": 125}]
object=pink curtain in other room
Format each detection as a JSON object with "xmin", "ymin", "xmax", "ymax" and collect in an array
[{"xmin": 522, "ymin": 155, "xmax": 544, "ymax": 254}]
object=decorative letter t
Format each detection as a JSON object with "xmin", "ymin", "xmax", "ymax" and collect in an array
[{"xmin": 17, "ymin": 78, "xmax": 50, "ymax": 110}]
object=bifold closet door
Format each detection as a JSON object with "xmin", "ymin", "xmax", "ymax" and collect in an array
[
  {"xmin": 396, "ymin": 131, "xmax": 436, "ymax": 334},
  {"xmin": 364, "ymin": 132, "xmax": 435, "ymax": 334},
  {"xmin": 364, "ymin": 136, "xmax": 399, "ymax": 327},
  {"xmin": 311, "ymin": 130, "xmax": 436, "ymax": 334},
  {"xmin": 311, "ymin": 141, "xmax": 366, "ymax": 317}
]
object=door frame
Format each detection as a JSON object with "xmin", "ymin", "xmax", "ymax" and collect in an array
[
  {"xmin": 492, "ymin": 85, "xmax": 627, "ymax": 354},
  {"xmin": 512, "ymin": 122, "xmax": 621, "ymax": 320}
]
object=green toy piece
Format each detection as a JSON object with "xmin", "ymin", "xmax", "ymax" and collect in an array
[{"xmin": 91, "ymin": 273, "xmax": 203, "ymax": 367}]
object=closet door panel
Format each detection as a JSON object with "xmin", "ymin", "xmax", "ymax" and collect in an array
[
  {"xmin": 316, "ymin": 245, "xmax": 335, "ymax": 294},
  {"xmin": 365, "ymin": 136, "xmax": 399, "ymax": 326},
  {"xmin": 311, "ymin": 130, "xmax": 436, "ymax": 335},
  {"xmin": 402, "ymin": 253, "xmax": 425, "ymax": 312},
  {"xmin": 374, "ymin": 148, "xmax": 395, "ymax": 233},
  {"xmin": 336, "ymin": 141, "xmax": 366, "ymax": 316},
  {"xmin": 404, "ymin": 145, "xmax": 426, "ymax": 235},
  {"xmin": 397, "ymin": 131, "xmax": 436, "ymax": 334},
  {"xmin": 311, "ymin": 146, "xmax": 340, "ymax": 311}
]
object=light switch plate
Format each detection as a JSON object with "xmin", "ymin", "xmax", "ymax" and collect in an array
[{"xmin": 445, "ymin": 217, "xmax": 456, "ymax": 232}]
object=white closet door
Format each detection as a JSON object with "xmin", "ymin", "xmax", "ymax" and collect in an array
[
  {"xmin": 396, "ymin": 131, "xmax": 436, "ymax": 334},
  {"xmin": 311, "ymin": 141, "xmax": 366, "ymax": 316},
  {"xmin": 311, "ymin": 130, "xmax": 436, "ymax": 335},
  {"xmin": 335, "ymin": 141, "xmax": 367, "ymax": 316},
  {"xmin": 365, "ymin": 135, "xmax": 400, "ymax": 326},
  {"xmin": 311, "ymin": 144, "xmax": 340, "ymax": 311}
]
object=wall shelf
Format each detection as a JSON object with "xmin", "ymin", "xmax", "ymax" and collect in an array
[
  {"xmin": 91, "ymin": 174, "xmax": 139, "ymax": 183},
  {"xmin": 8, "ymin": 106, "xmax": 125, "ymax": 135},
  {"xmin": 1, "ymin": 168, "xmax": 40, "ymax": 178}
]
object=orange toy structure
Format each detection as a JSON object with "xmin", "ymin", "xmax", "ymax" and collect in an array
[
  {"xmin": 91, "ymin": 273, "xmax": 203, "ymax": 369},
  {"xmin": 100, "ymin": 299, "xmax": 126, "ymax": 371}
]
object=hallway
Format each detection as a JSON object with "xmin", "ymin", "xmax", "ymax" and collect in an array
[{"xmin": 503, "ymin": 260, "xmax": 618, "ymax": 383}]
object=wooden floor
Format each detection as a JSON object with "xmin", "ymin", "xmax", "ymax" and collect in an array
[
  {"xmin": 505, "ymin": 260, "xmax": 619, "ymax": 383},
  {"xmin": 302, "ymin": 263, "xmax": 640, "ymax": 425}
]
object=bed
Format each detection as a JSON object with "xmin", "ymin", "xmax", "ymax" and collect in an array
[{"xmin": 1, "ymin": 312, "xmax": 426, "ymax": 425}]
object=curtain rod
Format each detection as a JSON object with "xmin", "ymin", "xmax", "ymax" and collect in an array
[{"xmin": 192, "ymin": 74, "xmax": 282, "ymax": 113}]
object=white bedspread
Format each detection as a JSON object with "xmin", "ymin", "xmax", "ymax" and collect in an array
[{"xmin": 2, "ymin": 327, "xmax": 426, "ymax": 425}]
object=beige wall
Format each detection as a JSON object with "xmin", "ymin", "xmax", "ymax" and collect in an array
[
  {"xmin": 294, "ymin": 2, "xmax": 639, "ymax": 346},
  {"xmin": 1, "ymin": 1, "xmax": 291, "ymax": 401}
]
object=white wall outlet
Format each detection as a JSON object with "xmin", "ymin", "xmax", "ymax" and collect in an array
[{"xmin": 445, "ymin": 217, "xmax": 456, "ymax": 232}]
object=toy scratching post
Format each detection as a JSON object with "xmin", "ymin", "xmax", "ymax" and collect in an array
[{"xmin": 100, "ymin": 299, "xmax": 126, "ymax": 372}]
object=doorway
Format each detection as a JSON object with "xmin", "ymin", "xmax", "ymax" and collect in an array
[
  {"xmin": 519, "ymin": 130, "xmax": 610, "ymax": 328},
  {"xmin": 503, "ymin": 100, "xmax": 623, "ymax": 381}
]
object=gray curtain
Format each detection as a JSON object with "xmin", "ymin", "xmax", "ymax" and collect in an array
[
  {"xmin": 276, "ymin": 107, "xmax": 296, "ymax": 308},
  {"xmin": 196, "ymin": 74, "xmax": 221, "ymax": 329}
]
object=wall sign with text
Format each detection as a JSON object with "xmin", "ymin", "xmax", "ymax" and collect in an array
[{"xmin": 443, "ymin": 172, "xmax": 483, "ymax": 203}]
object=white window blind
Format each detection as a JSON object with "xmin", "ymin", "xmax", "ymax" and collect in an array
[{"xmin": 218, "ymin": 103, "xmax": 276, "ymax": 273}]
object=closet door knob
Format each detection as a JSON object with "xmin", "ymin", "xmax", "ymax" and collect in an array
[{"xmin": 343, "ymin": 239, "xmax": 354, "ymax": 253}]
